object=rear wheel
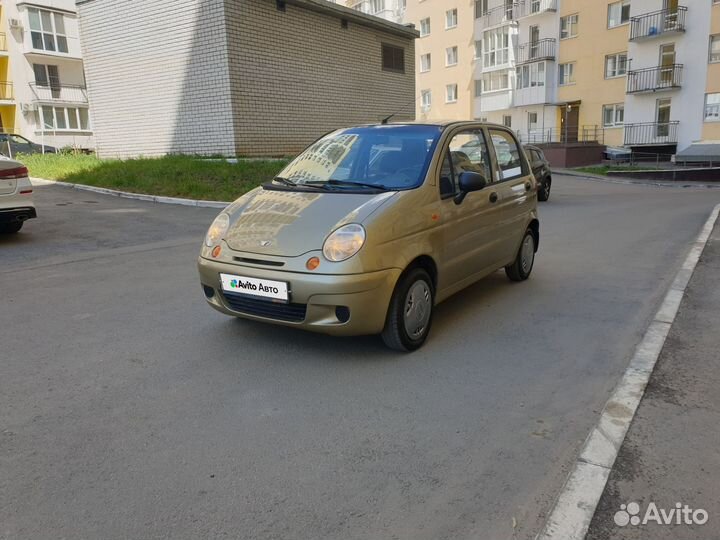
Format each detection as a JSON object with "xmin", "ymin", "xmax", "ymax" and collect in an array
[
  {"xmin": 381, "ymin": 268, "xmax": 434, "ymax": 352},
  {"xmin": 0, "ymin": 222, "xmax": 23, "ymax": 234},
  {"xmin": 538, "ymin": 177, "xmax": 551, "ymax": 202},
  {"xmin": 505, "ymin": 229, "xmax": 535, "ymax": 282}
]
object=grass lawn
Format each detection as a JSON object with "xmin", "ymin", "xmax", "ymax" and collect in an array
[
  {"xmin": 574, "ymin": 165, "xmax": 650, "ymax": 176},
  {"xmin": 20, "ymin": 153, "xmax": 291, "ymax": 201}
]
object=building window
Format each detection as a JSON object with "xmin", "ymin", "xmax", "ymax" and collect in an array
[
  {"xmin": 474, "ymin": 40, "xmax": 482, "ymax": 59},
  {"xmin": 33, "ymin": 64, "xmax": 60, "ymax": 87},
  {"xmin": 605, "ymin": 53, "xmax": 628, "ymax": 78},
  {"xmin": 446, "ymin": 84, "xmax": 458, "ymax": 103},
  {"xmin": 483, "ymin": 27, "xmax": 510, "ymax": 68},
  {"xmin": 482, "ymin": 71, "xmax": 510, "ymax": 92},
  {"xmin": 421, "ymin": 89, "xmax": 432, "ymax": 111},
  {"xmin": 446, "ymin": 46, "xmax": 458, "ymax": 66},
  {"xmin": 420, "ymin": 53, "xmax": 431, "ymax": 73},
  {"xmin": 560, "ymin": 14, "xmax": 578, "ymax": 39},
  {"xmin": 39, "ymin": 106, "xmax": 90, "ymax": 131},
  {"xmin": 503, "ymin": 115, "xmax": 512, "ymax": 128},
  {"xmin": 608, "ymin": 0, "xmax": 630, "ymax": 28},
  {"xmin": 28, "ymin": 8, "xmax": 69, "ymax": 53},
  {"xmin": 528, "ymin": 112, "xmax": 538, "ymax": 129},
  {"xmin": 710, "ymin": 35, "xmax": 720, "ymax": 63},
  {"xmin": 474, "ymin": 79, "xmax": 483, "ymax": 97},
  {"xmin": 705, "ymin": 93, "xmax": 720, "ymax": 122},
  {"xmin": 516, "ymin": 62, "xmax": 546, "ymax": 89},
  {"xmin": 369, "ymin": 0, "xmax": 385, "ymax": 14},
  {"xmin": 420, "ymin": 17, "xmax": 431, "ymax": 37},
  {"xmin": 558, "ymin": 62, "xmax": 575, "ymax": 85},
  {"xmin": 602, "ymin": 104, "xmax": 624, "ymax": 127},
  {"xmin": 382, "ymin": 44, "xmax": 405, "ymax": 73},
  {"xmin": 475, "ymin": 0, "xmax": 488, "ymax": 18},
  {"xmin": 445, "ymin": 8, "xmax": 458, "ymax": 29}
]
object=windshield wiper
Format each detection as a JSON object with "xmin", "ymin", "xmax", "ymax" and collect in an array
[
  {"xmin": 272, "ymin": 176, "xmax": 298, "ymax": 187},
  {"xmin": 322, "ymin": 179, "xmax": 392, "ymax": 191}
]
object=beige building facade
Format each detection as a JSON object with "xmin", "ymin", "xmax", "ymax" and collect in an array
[{"xmin": 404, "ymin": 0, "xmax": 720, "ymax": 154}]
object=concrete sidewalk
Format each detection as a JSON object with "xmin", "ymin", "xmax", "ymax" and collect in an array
[{"xmin": 586, "ymin": 219, "xmax": 720, "ymax": 539}]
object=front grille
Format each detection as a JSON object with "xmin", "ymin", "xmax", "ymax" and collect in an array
[{"xmin": 222, "ymin": 291, "xmax": 307, "ymax": 322}]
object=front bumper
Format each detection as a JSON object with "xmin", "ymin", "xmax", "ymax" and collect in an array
[
  {"xmin": 197, "ymin": 256, "xmax": 402, "ymax": 336},
  {"xmin": 0, "ymin": 207, "xmax": 37, "ymax": 224}
]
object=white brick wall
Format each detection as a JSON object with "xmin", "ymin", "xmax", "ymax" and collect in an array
[{"xmin": 77, "ymin": 0, "xmax": 416, "ymax": 158}]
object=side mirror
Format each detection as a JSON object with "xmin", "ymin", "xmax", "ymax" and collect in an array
[{"xmin": 454, "ymin": 171, "xmax": 487, "ymax": 205}]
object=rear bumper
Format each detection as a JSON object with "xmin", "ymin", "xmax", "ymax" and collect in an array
[
  {"xmin": 198, "ymin": 256, "xmax": 401, "ymax": 336},
  {"xmin": 0, "ymin": 207, "xmax": 36, "ymax": 224}
]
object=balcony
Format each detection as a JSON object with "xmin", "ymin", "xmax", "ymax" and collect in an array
[
  {"xmin": 481, "ymin": 3, "xmax": 518, "ymax": 27},
  {"xmin": 0, "ymin": 82, "xmax": 14, "ymax": 102},
  {"xmin": 29, "ymin": 83, "xmax": 88, "ymax": 104},
  {"xmin": 626, "ymin": 65, "xmax": 682, "ymax": 93},
  {"xmin": 0, "ymin": 33, "xmax": 7, "ymax": 54},
  {"xmin": 515, "ymin": 0, "xmax": 557, "ymax": 19},
  {"xmin": 517, "ymin": 38, "xmax": 555, "ymax": 65},
  {"xmin": 624, "ymin": 122, "xmax": 679, "ymax": 146},
  {"xmin": 629, "ymin": 7, "xmax": 687, "ymax": 41}
]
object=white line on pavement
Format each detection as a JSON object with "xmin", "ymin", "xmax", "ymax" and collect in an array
[{"xmin": 535, "ymin": 202, "xmax": 720, "ymax": 540}]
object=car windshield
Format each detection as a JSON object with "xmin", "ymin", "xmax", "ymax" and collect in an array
[{"xmin": 275, "ymin": 125, "xmax": 443, "ymax": 191}]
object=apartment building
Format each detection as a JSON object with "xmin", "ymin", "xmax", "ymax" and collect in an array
[
  {"xmin": 405, "ymin": 0, "xmax": 475, "ymax": 121},
  {"xmin": 0, "ymin": 0, "xmax": 93, "ymax": 151},
  {"xmin": 343, "ymin": 0, "xmax": 407, "ymax": 23},
  {"xmin": 78, "ymin": 0, "xmax": 416, "ymax": 158},
  {"xmin": 407, "ymin": 0, "xmax": 720, "ymax": 156}
]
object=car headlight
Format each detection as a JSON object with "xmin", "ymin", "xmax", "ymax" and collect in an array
[
  {"xmin": 204, "ymin": 213, "xmax": 230, "ymax": 247},
  {"xmin": 323, "ymin": 224, "xmax": 366, "ymax": 262}
]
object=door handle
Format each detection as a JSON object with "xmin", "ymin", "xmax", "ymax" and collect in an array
[
  {"xmin": 489, "ymin": 192, "xmax": 498, "ymax": 203},
  {"xmin": 525, "ymin": 182, "xmax": 532, "ymax": 192}
]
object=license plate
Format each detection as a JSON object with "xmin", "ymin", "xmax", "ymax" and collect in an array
[{"xmin": 220, "ymin": 273, "xmax": 289, "ymax": 303}]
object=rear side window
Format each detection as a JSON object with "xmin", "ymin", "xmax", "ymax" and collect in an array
[{"xmin": 489, "ymin": 130, "xmax": 525, "ymax": 181}]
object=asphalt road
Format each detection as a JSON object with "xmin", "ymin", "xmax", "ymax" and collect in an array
[{"xmin": 2, "ymin": 177, "xmax": 720, "ymax": 540}]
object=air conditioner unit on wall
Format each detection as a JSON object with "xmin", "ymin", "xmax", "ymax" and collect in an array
[
  {"xmin": 21, "ymin": 103, "xmax": 38, "ymax": 113},
  {"xmin": 9, "ymin": 18, "xmax": 23, "ymax": 29}
]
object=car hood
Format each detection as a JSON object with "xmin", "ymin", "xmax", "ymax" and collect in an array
[{"xmin": 224, "ymin": 187, "xmax": 397, "ymax": 256}]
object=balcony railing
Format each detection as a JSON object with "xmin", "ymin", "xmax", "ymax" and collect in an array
[
  {"xmin": 517, "ymin": 38, "xmax": 556, "ymax": 64},
  {"xmin": 0, "ymin": 82, "xmax": 13, "ymax": 101},
  {"xmin": 515, "ymin": 0, "xmax": 557, "ymax": 18},
  {"xmin": 624, "ymin": 122, "xmax": 679, "ymax": 146},
  {"xmin": 629, "ymin": 6, "xmax": 687, "ymax": 41},
  {"xmin": 482, "ymin": 3, "xmax": 518, "ymax": 27},
  {"xmin": 29, "ymin": 83, "xmax": 89, "ymax": 104},
  {"xmin": 517, "ymin": 125, "xmax": 604, "ymax": 145},
  {"xmin": 626, "ymin": 64, "xmax": 683, "ymax": 93}
]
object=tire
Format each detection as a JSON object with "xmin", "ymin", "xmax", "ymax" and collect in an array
[
  {"xmin": 381, "ymin": 268, "xmax": 434, "ymax": 352},
  {"xmin": 0, "ymin": 221, "xmax": 23, "ymax": 234},
  {"xmin": 505, "ymin": 229, "xmax": 536, "ymax": 282},
  {"xmin": 538, "ymin": 177, "xmax": 551, "ymax": 202}
]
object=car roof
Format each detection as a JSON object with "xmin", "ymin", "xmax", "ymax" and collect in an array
[{"xmin": 349, "ymin": 120, "xmax": 513, "ymax": 131}]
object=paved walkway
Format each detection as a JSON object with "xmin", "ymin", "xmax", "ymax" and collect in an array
[{"xmin": 586, "ymin": 218, "xmax": 720, "ymax": 539}]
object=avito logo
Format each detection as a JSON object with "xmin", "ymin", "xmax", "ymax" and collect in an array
[{"xmin": 614, "ymin": 501, "xmax": 709, "ymax": 527}]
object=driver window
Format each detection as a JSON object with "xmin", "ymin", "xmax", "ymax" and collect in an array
[{"xmin": 439, "ymin": 130, "xmax": 491, "ymax": 198}]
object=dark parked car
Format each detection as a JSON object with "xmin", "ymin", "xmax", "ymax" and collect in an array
[
  {"xmin": 0, "ymin": 134, "xmax": 57, "ymax": 157},
  {"xmin": 524, "ymin": 144, "xmax": 552, "ymax": 202}
]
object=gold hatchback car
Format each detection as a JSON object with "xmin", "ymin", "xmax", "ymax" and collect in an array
[{"xmin": 198, "ymin": 121, "xmax": 539, "ymax": 351}]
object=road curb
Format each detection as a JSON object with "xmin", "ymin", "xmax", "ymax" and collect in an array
[
  {"xmin": 557, "ymin": 170, "xmax": 720, "ymax": 189},
  {"xmin": 30, "ymin": 177, "xmax": 231, "ymax": 209},
  {"xmin": 535, "ymin": 203, "xmax": 720, "ymax": 540}
]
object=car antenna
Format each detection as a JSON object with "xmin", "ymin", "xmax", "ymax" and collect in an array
[{"xmin": 380, "ymin": 93, "xmax": 425, "ymax": 125}]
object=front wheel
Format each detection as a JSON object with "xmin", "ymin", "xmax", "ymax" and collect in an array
[
  {"xmin": 381, "ymin": 268, "xmax": 434, "ymax": 352},
  {"xmin": 0, "ymin": 221, "xmax": 23, "ymax": 234},
  {"xmin": 505, "ymin": 229, "xmax": 535, "ymax": 282}
]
